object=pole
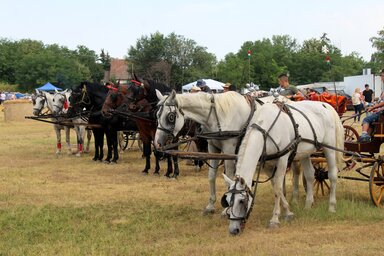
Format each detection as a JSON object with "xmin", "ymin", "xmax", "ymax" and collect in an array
[{"xmin": 248, "ymin": 57, "xmax": 251, "ymax": 85}]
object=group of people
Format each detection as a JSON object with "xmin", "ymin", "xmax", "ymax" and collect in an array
[
  {"xmin": 352, "ymin": 84, "xmax": 374, "ymax": 122},
  {"xmin": 358, "ymin": 69, "xmax": 384, "ymax": 142}
]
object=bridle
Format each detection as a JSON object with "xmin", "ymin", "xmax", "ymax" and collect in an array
[
  {"xmin": 156, "ymin": 96, "xmax": 184, "ymax": 139},
  {"xmin": 33, "ymin": 94, "xmax": 48, "ymax": 115},
  {"xmin": 53, "ymin": 92, "xmax": 68, "ymax": 114},
  {"xmin": 221, "ymin": 176, "xmax": 254, "ymax": 224}
]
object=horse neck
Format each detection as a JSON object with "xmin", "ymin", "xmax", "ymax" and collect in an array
[
  {"xmin": 43, "ymin": 92, "xmax": 54, "ymax": 112},
  {"xmin": 235, "ymin": 128, "xmax": 265, "ymax": 188},
  {"xmin": 175, "ymin": 94, "xmax": 213, "ymax": 127}
]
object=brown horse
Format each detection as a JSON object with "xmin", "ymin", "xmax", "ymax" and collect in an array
[{"xmin": 102, "ymin": 79, "xmax": 182, "ymax": 177}]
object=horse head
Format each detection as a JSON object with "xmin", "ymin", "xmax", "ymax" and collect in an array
[
  {"xmin": 52, "ymin": 89, "xmax": 70, "ymax": 115},
  {"xmin": 221, "ymin": 174, "xmax": 254, "ymax": 235},
  {"xmin": 32, "ymin": 90, "xmax": 46, "ymax": 116},
  {"xmin": 68, "ymin": 81, "xmax": 91, "ymax": 116},
  {"xmin": 154, "ymin": 89, "xmax": 185, "ymax": 149}
]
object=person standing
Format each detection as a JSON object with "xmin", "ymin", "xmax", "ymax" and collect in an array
[
  {"xmin": 352, "ymin": 87, "xmax": 364, "ymax": 122},
  {"xmin": 362, "ymin": 84, "xmax": 374, "ymax": 105},
  {"xmin": 276, "ymin": 73, "xmax": 302, "ymax": 100}
]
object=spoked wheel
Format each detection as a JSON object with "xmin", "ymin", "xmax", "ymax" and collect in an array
[
  {"xmin": 118, "ymin": 131, "xmax": 129, "ymax": 151},
  {"xmin": 343, "ymin": 125, "xmax": 359, "ymax": 142},
  {"xmin": 369, "ymin": 161, "xmax": 384, "ymax": 207},
  {"xmin": 303, "ymin": 161, "xmax": 329, "ymax": 197},
  {"xmin": 118, "ymin": 131, "xmax": 142, "ymax": 151}
]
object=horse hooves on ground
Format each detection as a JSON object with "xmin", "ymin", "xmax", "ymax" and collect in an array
[
  {"xmin": 202, "ymin": 208, "xmax": 215, "ymax": 215},
  {"xmin": 142, "ymin": 170, "xmax": 149, "ymax": 175},
  {"xmin": 153, "ymin": 172, "xmax": 160, "ymax": 176}
]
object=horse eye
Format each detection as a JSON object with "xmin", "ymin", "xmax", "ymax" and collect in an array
[{"xmin": 239, "ymin": 199, "xmax": 244, "ymax": 205}]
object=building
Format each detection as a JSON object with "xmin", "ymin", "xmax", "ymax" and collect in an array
[{"xmin": 109, "ymin": 59, "xmax": 131, "ymax": 84}]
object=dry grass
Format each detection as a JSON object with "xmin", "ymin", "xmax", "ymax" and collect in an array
[{"xmin": 1, "ymin": 111, "xmax": 384, "ymax": 255}]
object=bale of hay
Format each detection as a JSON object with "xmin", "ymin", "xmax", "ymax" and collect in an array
[{"xmin": 3, "ymin": 100, "xmax": 33, "ymax": 122}]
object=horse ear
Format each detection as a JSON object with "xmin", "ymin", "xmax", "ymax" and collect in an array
[
  {"xmin": 63, "ymin": 89, "xmax": 67, "ymax": 93},
  {"xmin": 155, "ymin": 89, "xmax": 164, "ymax": 100},
  {"xmin": 170, "ymin": 90, "xmax": 177, "ymax": 99},
  {"xmin": 55, "ymin": 89, "xmax": 58, "ymax": 93},
  {"xmin": 35, "ymin": 89, "xmax": 40, "ymax": 94},
  {"xmin": 223, "ymin": 174, "xmax": 234, "ymax": 188}
]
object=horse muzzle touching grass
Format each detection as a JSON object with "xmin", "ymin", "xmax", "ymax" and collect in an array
[{"xmin": 221, "ymin": 174, "xmax": 255, "ymax": 235}]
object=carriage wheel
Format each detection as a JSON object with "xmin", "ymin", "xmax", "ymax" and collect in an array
[
  {"xmin": 343, "ymin": 125, "xmax": 359, "ymax": 142},
  {"xmin": 118, "ymin": 131, "xmax": 129, "ymax": 151},
  {"xmin": 369, "ymin": 162, "xmax": 384, "ymax": 207},
  {"xmin": 303, "ymin": 162, "xmax": 329, "ymax": 197}
]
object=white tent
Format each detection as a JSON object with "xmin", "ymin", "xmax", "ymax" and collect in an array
[{"xmin": 182, "ymin": 79, "xmax": 224, "ymax": 93}]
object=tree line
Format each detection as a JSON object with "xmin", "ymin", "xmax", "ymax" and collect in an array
[{"xmin": 1, "ymin": 27, "xmax": 383, "ymax": 92}]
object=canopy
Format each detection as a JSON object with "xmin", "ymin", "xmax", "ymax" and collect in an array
[
  {"xmin": 182, "ymin": 79, "xmax": 224, "ymax": 93},
  {"xmin": 36, "ymin": 82, "xmax": 62, "ymax": 91}
]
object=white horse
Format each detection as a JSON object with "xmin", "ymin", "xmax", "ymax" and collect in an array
[
  {"xmin": 222, "ymin": 100, "xmax": 344, "ymax": 235},
  {"xmin": 33, "ymin": 89, "xmax": 72, "ymax": 155},
  {"xmin": 52, "ymin": 90, "xmax": 92, "ymax": 157},
  {"xmin": 154, "ymin": 90, "xmax": 297, "ymax": 214}
]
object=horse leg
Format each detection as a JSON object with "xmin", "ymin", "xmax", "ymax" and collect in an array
[
  {"xmin": 54, "ymin": 125, "xmax": 62, "ymax": 155},
  {"xmin": 142, "ymin": 142, "xmax": 151, "ymax": 174},
  {"xmin": 301, "ymin": 157, "xmax": 315, "ymax": 209},
  {"xmin": 92, "ymin": 129, "xmax": 99, "ymax": 161},
  {"xmin": 111, "ymin": 130, "xmax": 119, "ymax": 164},
  {"xmin": 204, "ymin": 144, "xmax": 220, "ymax": 215},
  {"xmin": 153, "ymin": 149, "xmax": 161, "ymax": 175},
  {"xmin": 324, "ymin": 148, "xmax": 338, "ymax": 212},
  {"xmin": 269, "ymin": 159, "xmax": 289, "ymax": 228},
  {"xmin": 164, "ymin": 155, "xmax": 173, "ymax": 178},
  {"xmin": 172, "ymin": 155, "xmax": 179, "ymax": 178},
  {"xmin": 291, "ymin": 160, "xmax": 301, "ymax": 204},
  {"xmin": 75, "ymin": 126, "xmax": 84, "ymax": 157},
  {"xmin": 64, "ymin": 126, "xmax": 71, "ymax": 155},
  {"xmin": 85, "ymin": 129, "xmax": 92, "ymax": 153},
  {"xmin": 104, "ymin": 130, "xmax": 113, "ymax": 163}
]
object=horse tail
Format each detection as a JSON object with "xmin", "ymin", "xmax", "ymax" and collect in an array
[{"xmin": 328, "ymin": 104, "xmax": 344, "ymax": 165}]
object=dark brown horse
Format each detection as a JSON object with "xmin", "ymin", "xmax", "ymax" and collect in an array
[{"xmin": 102, "ymin": 79, "xmax": 181, "ymax": 177}]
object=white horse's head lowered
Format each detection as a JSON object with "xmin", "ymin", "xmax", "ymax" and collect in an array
[
  {"xmin": 222, "ymin": 174, "xmax": 254, "ymax": 235},
  {"xmin": 155, "ymin": 90, "xmax": 186, "ymax": 149}
]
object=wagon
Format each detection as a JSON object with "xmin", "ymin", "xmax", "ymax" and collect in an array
[{"xmin": 308, "ymin": 117, "xmax": 384, "ymax": 207}]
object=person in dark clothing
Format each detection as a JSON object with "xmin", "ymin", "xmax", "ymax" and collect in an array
[
  {"xmin": 196, "ymin": 80, "xmax": 211, "ymax": 93},
  {"xmin": 362, "ymin": 84, "xmax": 374, "ymax": 104}
]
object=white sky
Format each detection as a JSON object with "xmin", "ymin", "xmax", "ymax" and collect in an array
[{"xmin": 1, "ymin": 0, "xmax": 383, "ymax": 61}]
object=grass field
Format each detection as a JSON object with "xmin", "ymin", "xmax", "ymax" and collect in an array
[{"xmin": 1, "ymin": 110, "xmax": 384, "ymax": 255}]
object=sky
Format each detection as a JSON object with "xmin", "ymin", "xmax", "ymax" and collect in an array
[{"xmin": 1, "ymin": 0, "xmax": 383, "ymax": 62}]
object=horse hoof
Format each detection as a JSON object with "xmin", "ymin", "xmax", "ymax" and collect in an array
[
  {"xmin": 110, "ymin": 161, "xmax": 117, "ymax": 165},
  {"xmin": 285, "ymin": 214, "xmax": 294, "ymax": 222},
  {"xmin": 103, "ymin": 160, "xmax": 111, "ymax": 164},
  {"xmin": 76, "ymin": 153, "xmax": 81, "ymax": 157},
  {"xmin": 202, "ymin": 208, "xmax": 215, "ymax": 215},
  {"xmin": 268, "ymin": 222, "xmax": 280, "ymax": 229},
  {"xmin": 153, "ymin": 172, "xmax": 160, "ymax": 176},
  {"xmin": 142, "ymin": 170, "xmax": 149, "ymax": 175}
]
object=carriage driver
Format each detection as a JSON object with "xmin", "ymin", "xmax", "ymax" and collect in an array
[
  {"xmin": 358, "ymin": 69, "xmax": 384, "ymax": 142},
  {"xmin": 276, "ymin": 73, "xmax": 303, "ymax": 101}
]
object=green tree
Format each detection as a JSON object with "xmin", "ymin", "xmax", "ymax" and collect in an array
[
  {"xmin": 370, "ymin": 27, "xmax": 384, "ymax": 72},
  {"xmin": 128, "ymin": 32, "xmax": 216, "ymax": 90}
]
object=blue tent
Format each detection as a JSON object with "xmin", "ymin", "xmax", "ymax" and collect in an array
[{"xmin": 36, "ymin": 82, "xmax": 62, "ymax": 91}]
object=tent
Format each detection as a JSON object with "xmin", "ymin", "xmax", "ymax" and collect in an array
[
  {"xmin": 36, "ymin": 82, "xmax": 62, "ymax": 91},
  {"xmin": 182, "ymin": 79, "xmax": 224, "ymax": 93}
]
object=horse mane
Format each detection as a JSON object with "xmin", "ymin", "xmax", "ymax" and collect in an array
[
  {"xmin": 212, "ymin": 92, "xmax": 247, "ymax": 118},
  {"xmin": 146, "ymin": 80, "xmax": 172, "ymax": 103}
]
